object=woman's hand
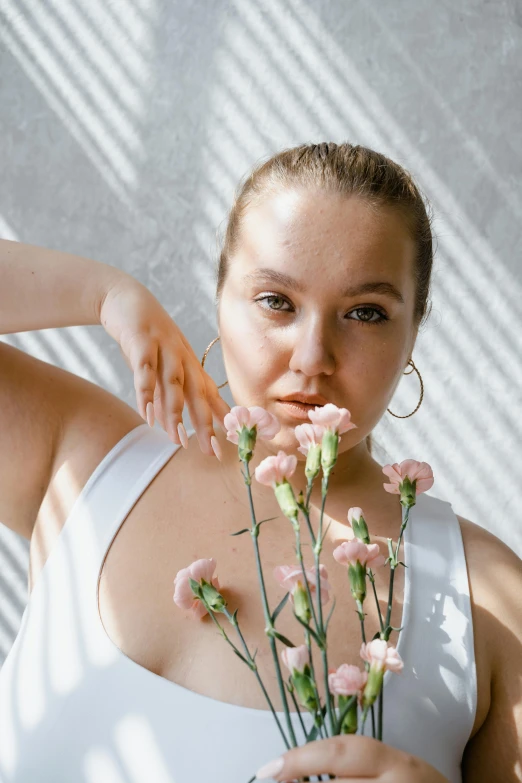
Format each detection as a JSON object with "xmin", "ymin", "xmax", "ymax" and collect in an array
[
  {"xmin": 255, "ymin": 734, "xmax": 449, "ymax": 782},
  {"xmin": 99, "ymin": 274, "xmax": 231, "ymax": 457}
]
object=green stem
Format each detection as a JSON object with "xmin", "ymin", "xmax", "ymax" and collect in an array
[
  {"xmin": 368, "ymin": 569, "xmax": 385, "ymax": 632},
  {"xmin": 355, "ymin": 598, "xmax": 376, "ymax": 740},
  {"xmin": 287, "ymin": 683, "xmax": 308, "ymax": 743},
  {"xmin": 300, "ymin": 480, "xmax": 317, "ymax": 548},
  {"xmin": 295, "ymin": 519, "xmax": 320, "ymax": 637},
  {"xmin": 313, "ymin": 477, "xmax": 335, "ymax": 737},
  {"xmin": 243, "ymin": 459, "xmax": 298, "ymax": 747},
  {"xmin": 377, "ymin": 505, "xmax": 410, "ymax": 741},
  {"xmin": 223, "ymin": 608, "xmax": 292, "ymax": 746},
  {"xmin": 304, "ymin": 628, "xmax": 326, "ymax": 739}
]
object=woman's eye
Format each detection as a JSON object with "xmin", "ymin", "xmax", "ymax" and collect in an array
[
  {"xmin": 348, "ymin": 307, "xmax": 389, "ymax": 326},
  {"xmin": 255, "ymin": 295, "xmax": 389, "ymax": 326},
  {"xmin": 255, "ymin": 294, "xmax": 291, "ymax": 312}
]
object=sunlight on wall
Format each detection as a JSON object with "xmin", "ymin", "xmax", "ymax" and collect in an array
[
  {"xmin": 191, "ymin": 0, "xmax": 522, "ymax": 556},
  {"xmin": 0, "ymin": 0, "xmax": 158, "ymax": 204}
]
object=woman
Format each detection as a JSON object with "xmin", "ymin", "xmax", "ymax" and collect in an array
[{"xmin": 0, "ymin": 142, "xmax": 519, "ymax": 783}]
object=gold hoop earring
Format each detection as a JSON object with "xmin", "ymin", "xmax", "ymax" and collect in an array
[
  {"xmin": 386, "ymin": 359, "xmax": 424, "ymax": 418},
  {"xmin": 201, "ymin": 336, "xmax": 424, "ymax": 416},
  {"xmin": 201, "ymin": 335, "xmax": 229, "ymax": 389}
]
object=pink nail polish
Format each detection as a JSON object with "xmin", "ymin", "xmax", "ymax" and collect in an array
[
  {"xmin": 177, "ymin": 422, "xmax": 189, "ymax": 449},
  {"xmin": 255, "ymin": 756, "xmax": 284, "ymax": 779},
  {"xmin": 146, "ymin": 402, "xmax": 155, "ymax": 428},
  {"xmin": 210, "ymin": 435, "xmax": 223, "ymax": 461}
]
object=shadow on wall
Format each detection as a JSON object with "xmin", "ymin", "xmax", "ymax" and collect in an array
[{"xmin": 0, "ymin": 0, "xmax": 521, "ymax": 673}]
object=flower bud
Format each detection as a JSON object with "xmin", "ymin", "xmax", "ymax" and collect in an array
[
  {"xmin": 199, "ymin": 579, "xmax": 227, "ymax": 613},
  {"xmin": 348, "ymin": 561, "xmax": 367, "ymax": 603},
  {"xmin": 348, "ymin": 508, "xmax": 370, "ymax": 544},
  {"xmin": 293, "ymin": 582, "xmax": 311, "ymax": 624},
  {"xmin": 305, "ymin": 443, "xmax": 322, "ymax": 480},
  {"xmin": 292, "ymin": 667, "xmax": 319, "ymax": 712},
  {"xmin": 361, "ymin": 666, "xmax": 384, "ymax": 708},
  {"xmin": 399, "ymin": 475, "xmax": 416, "ymax": 509},
  {"xmin": 321, "ymin": 429, "xmax": 339, "ymax": 474},
  {"xmin": 238, "ymin": 426, "xmax": 257, "ymax": 462},
  {"xmin": 338, "ymin": 694, "xmax": 358, "ymax": 734},
  {"xmin": 274, "ymin": 480, "xmax": 299, "ymax": 521}
]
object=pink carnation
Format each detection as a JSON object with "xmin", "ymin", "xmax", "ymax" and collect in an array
[
  {"xmin": 359, "ymin": 638, "xmax": 404, "ymax": 674},
  {"xmin": 224, "ymin": 405, "xmax": 281, "ymax": 445},
  {"xmin": 382, "ymin": 459, "xmax": 434, "ymax": 495},
  {"xmin": 307, "ymin": 403, "xmax": 357, "ymax": 435},
  {"xmin": 332, "ymin": 539, "xmax": 385, "ymax": 569},
  {"xmin": 328, "ymin": 663, "xmax": 368, "ymax": 700},
  {"xmin": 281, "ymin": 644, "xmax": 309, "ymax": 675},
  {"xmin": 254, "ymin": 450, "xmax": 297, "ymax": 487},
  {"xmin": 173, "ymin": 558, "xmax": 221, "ymax": 619},
  {"xmin": 347, "ymin": 507, "xmax": 364, "ymax": 526},
  {"xmin": 273, "ymin": 563, "xmax": 331, "ymax": 605},
  {"xmin": 294, "ymin": 422, "xmax": 325, "ymax": 456}
]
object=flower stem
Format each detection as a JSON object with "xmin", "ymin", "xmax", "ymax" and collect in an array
[
  {"xmin": 218, "ymin": 607, "xmax": 291, "ymax": 746},
  {"xmin": 313, "ymin": 477, "xmax": 336, "ymax": 737},
  {"xmin": 287, "ymin": 682, "xmax": 308, "ymax": 743},
  {"xmin": 367, "ymin": 569, "xmax": 385, "ymax": 632},
  {"xmin": 304, "ymin": 628, "xmax": 326, "ymax": 739},
  {"xmin": 243, "ymin": 459, "xmax": 298, "ymax": 747},
  {"xmin": 354, "ymin": 598, "xmax": 377, "ymax": 739},
  {"xmin": 300, "ymin": 480, "xmax": 317, "ymax": 548},
  {"xmin": 376, "ymin": 504, "xmax": 410, "ymax": 740}
]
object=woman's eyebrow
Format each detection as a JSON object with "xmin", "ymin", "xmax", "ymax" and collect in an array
[{"xmin": 242, "ymin": 268, "xmax": 404, "ymax": 304}]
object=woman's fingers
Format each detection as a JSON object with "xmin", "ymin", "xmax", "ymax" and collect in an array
[
  {"xmin": 180, "ymin": 357, "xmax": 220, "ymax": 457},
  {"xmin": 205, "ymin": 376, "xmax": 231, "ymax": 433},
  {"xmin": 255, "ymin": 736, "xmax": 383, "ymax": 782},
  {"xmin": 125, "ymin": 325, "xmax": 229, "ymax": 459},
  {"xmin": 129, "ymin": 334, "xmax": 159, "ymax": 421},
  {"xmin": 156, "ymin": 348, "xmax": 185, "ymax": 443}
]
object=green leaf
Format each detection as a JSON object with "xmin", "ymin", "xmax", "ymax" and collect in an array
[
  {"xmin": 306, "ymin": 723, "xmax": 319, "ymax": 742},
  {"xmin": 230, "ymin": 528, "xmax": 251, "ymax": 537},
  {"xmin": 324, "ymin": 595, "xmax": 337, "ymax": 632},
  {"xmin": 271, "ymin": 592, "xmax": 290, "ymax": 623},
  {"xmin": 257, "ymin": 515, "xmax": 279, "ymax": 526},
  {"xmin": 232, "ymin": 647, "xmax": 250, "ymax": 666},
  {"xmin": 294, "ymin": 614, "xmax": 323, "ymax": 646},
  {"xmin": 372, "ymin": 629, "xmax": 381, "ymax": 641},
  {"xmin": 335, "ymin": 694, "xmax": 356, "ymax": 734},
  {"xmin": 271, "ymin": 630, "xmax": 296, "ymax": 648}
]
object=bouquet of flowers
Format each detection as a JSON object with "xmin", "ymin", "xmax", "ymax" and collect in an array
[{"xmin": 172, "ymin": 403, "xmax": 434, "ymax": 782}]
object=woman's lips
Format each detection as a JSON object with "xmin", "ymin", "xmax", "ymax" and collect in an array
[{"xmin": 276, "ymin": 400, "xmax": 319, "ymax": 420}]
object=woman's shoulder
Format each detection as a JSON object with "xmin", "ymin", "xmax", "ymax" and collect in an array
[
  {"xmin": 456, "ymin": 512, "xmax": 522, "ymax": 776},
  {"xmin": 456, "ymin": 512, "xmax": 522, "ymax": 574},
  {"xmin": 455, "ymin": 512, "xmax": 522, "ymax": 657}
]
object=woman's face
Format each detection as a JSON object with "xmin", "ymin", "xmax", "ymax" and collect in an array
[{"xmin": 217, "ymin": 188, "xmax": 418, "ymax": 463}]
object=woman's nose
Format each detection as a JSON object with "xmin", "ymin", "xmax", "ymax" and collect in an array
[{"xmin": 287, "ymin": 321, "xmax": 336, "ymax": 377}]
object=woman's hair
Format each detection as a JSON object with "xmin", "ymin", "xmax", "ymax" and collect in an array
[{"xmin": 215, "ymin": 142, "xmax": 435, "ymax": 458}]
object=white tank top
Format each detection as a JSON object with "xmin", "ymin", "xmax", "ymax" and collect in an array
[{"xmin": 0, "ymin": 423, "xmax": 477, "ymax": 783}]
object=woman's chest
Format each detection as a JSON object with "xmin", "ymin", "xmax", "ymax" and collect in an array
[{"xmin": 95, "ymin": 459, "xmax": 408, "ymax": 713}]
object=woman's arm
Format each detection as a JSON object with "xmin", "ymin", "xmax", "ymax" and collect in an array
[
  {"xmin": 0, "ymin": 238, "xmax": 131, "ymax": 540},
  {"xmin": 0, "ymin": 237, "xmax": 129, "ymax": 334},
  {"xmin": 460, "ymin": 518, "xmax": 522, "ymax": 781}
]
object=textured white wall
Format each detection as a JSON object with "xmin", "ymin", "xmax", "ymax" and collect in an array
[{"xmin": 0, "ymin": 0, "xmax": 521, "ymax": 665}]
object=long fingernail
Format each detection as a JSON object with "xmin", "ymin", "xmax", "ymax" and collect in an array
[
  {"xmin": 210, "ymin": 435, "xmax": 222, "ymax": 462},
  {"xmin": 146, "ymin": 402, "xmax": 155, "ymax": 428},
  {"xmin": 255, "ymin": 757, "xmax": 284, "ymax": 779},
  {"xmin": 177, "ymin": 422, "xmax": 189, "ymax": 449}
]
